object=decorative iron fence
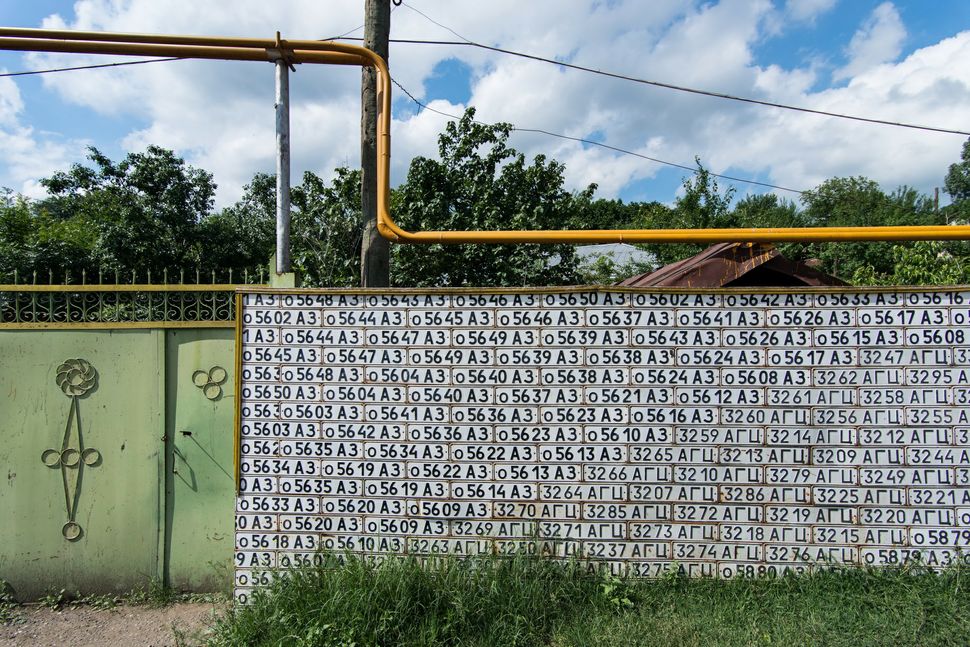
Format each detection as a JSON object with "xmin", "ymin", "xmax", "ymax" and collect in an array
[{"xmin": 0, "ymin": 269, "xmax": 266, "ymax": 327}]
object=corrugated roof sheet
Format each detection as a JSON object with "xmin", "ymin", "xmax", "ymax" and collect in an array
[{"xmin": 617, "ymin": 242, "xmax": 847, "ymax": 288}]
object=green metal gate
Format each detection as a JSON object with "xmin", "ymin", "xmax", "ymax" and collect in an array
[
  {"xmin": 0, "ymin": 282, "xmax": 244, "ymax": 599},
  {"xmin": 164, "ymin": 329, "xmax": 236, "ymax": 592}
]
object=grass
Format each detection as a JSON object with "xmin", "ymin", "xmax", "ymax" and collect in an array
[
  {"xmin": 208, "ymin": 554, "xmax": 970, "ymax": 647},
  {"xmin": 15, "ymin": 580, "xmax": 227, "ymax": 613},
  {"xmin": 124, "ymin": 581, "xmax": 228, "ymax": 608},
  {"xmin": 0, "ymin": 580, "xmax": 23, "ymax": 625},
  {"xmin": 557, "ymin": 564, "xmax": 970, "ymax": 646},
  {"xmin": 210, "ymin": 553, "xmax": 615, "ymax": 646}
]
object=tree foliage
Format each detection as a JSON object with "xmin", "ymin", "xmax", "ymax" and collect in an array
[
  {"xmin": 200, "ymin": 172, "xmax": 275, "ymax": 275},
  {"xmin": 575, "ymin": 253, "xmax": 656, "ymax": 285},
  {"xmin": 799, "ymin": 179, "xmax": 944, "ymax": 280},
  {"xmin": 943, "ymin": 137, "xmax": 970, "ymax": 226},
  {"xmin": 213, "ymin": 168, "xmax": 364, "ymax": 287},
  {"xmin": 852, "ymin": 242, "xmax": 970, "ymax": 286},
  {"xmin": 945, "ymin": 138, "xmax": 970, "ymax": 204},
  {"xmin": 633, "ymin": 161, "xmax": 736, "ymax": 268},
  {"xmin": 291, "ymin": 168, "xmax": 363, "ymax": 287},
  {"xmin": 2, "ymin": 113, "xmax": 970, "ymax": 288},
  {"xmin": 391, "ymin": 109, "xmax": 595, "ymax": 287},
  {"xmin": 37, "ymin": 145, "xmax": 216, "ymax": 276}
]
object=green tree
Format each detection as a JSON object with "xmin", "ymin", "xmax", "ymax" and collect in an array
[
  {"xmin": 0, "ymin": 190, "xmax": 35, "ymax": 280},
  {"xmin": 852, "ymin": 142, "xmax": 970, "ymax": 286},
  {"xmin": 0, "ymin": 186, "xmax": 101, "ymax": 281},
  {"xmin": 568, "ymin": 197, "xmax": 639, "ymax": 230},
  {"xmin": 565, "ymin": 197, "xmax": 665, "ymax": 283},
  {"xmin": 218, "ymin": 168, "xmax": 363, "ymax": 287},
  {"xmin": 35, "ymin": 146, "xmax": 217, "ymax": 278},
  {"xmin": 198, "ymin": 172, "xmax": 275, "ymax": 278},
  {"xmin": 943, "ymin": 137, "xmax": 970, "ymax": 225},
  {"xmin": 391, "ymin": 108, "xmax": 594, "ymax": 287},
  {"xmin": 945, "ymin": 138, "xmax": 970, "ymax": 204},
  {"xmin": 575, "ymin": 253, "xmax": 656, "ymax": 285},
  {"xmin": 732, "ymin": 193, "xmax": 802, "ymax": 228},
  {"xmin": 675, "ymin": 159, "xmax": 737, "ymax": 230},
  {"xmin": 635, "ymin": 160, "xmax": 735, "ymax": 267},
  {"xmin": 799, "ymin": 178, "xmax": 941, "ymax": 280},
  {"xmin": 730, "ymin": 193, "xmax": 807, "ymax": 262},
  {"xmin": 290, "ymin": 168, "xmax": 363, "ymax": 287},
  {"xmin": 852, "ymin": 241, "xmax": 970, "ymax": 286}
]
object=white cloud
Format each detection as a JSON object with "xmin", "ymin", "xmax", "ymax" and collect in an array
[
  {"xmin": 0, "ymin": 76, "xmax": 24, "ymax": 127},
  {"xmin": 27, "ymin": 1, "xmax": 369, "ymax": 204},
  {"xmin": 785, "ymin": 0, "xmax": 838, "ymax": 23},
  {"xmin": 0, "ymin": 72, "xmax": 84, "ymax": 195},
  {"xmin": 723, "ymin": 31, "xmax": 970, "ymax": 193},
  {"xmin": 2, "ymin": 0, "xmax": 967, "ymax": 216},
  {"xmin": 833, "ymin": 2, "xmax": 906, "ymax": 82}
]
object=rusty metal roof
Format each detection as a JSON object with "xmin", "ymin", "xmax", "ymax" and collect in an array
[{"xmin": 617, "ymin": 242, "xmax": 848, "ymax": 288}]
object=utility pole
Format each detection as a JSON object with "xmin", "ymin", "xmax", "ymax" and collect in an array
[
  {"xmin": 360, "ymin": 0, "xmax": 391, "ymax": 287},
  {"xmin": 274, "ymin": 36, "xmax": 291, "ymax": 275}
]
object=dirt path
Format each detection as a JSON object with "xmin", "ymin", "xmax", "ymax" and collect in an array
[{"xmin": 0, "ymin": 602, "xmax": 224, "ymax": 647}]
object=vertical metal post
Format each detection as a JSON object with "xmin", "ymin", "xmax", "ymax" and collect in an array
[{"xmin": 275, "ymin": 55, "xmax": 291, "ymax": 275}]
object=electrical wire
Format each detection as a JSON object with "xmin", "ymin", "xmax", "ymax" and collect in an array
[
  {"xmin": 323, "ymin": 20, "xmax": 368, "ymax": 41},
  {"xmin": 387, "ymin": 2, "xmax": 969, "ymax": 137},
  {"xmin": 0, "ymin": 57, "xmax": 180, "ymax": 78},
  {"xmin": 398, "ymin": 2, "xmax": 474, "ymax": 44},
  {"xmin": 0, "ymin": 36, "xmax": 804, "ymax": 194},
  {"xmin": 4, "ymin": 11, "xmax": 963, "ymax": 137},
  {"xmin": 322, "ymin": 2, "xmax": 400, "ymax": 43},
  {"xmin": 0, "ymin": 13, "xmax": 947, "ymax": 192},
  {"xmin": 391, "ymin": 77, "xmax": 806, "ymax": 195}
]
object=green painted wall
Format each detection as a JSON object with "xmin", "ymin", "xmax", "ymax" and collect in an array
[{"xmin": 0, "ymin": 328, "xmax": 235, "ymax": 600}]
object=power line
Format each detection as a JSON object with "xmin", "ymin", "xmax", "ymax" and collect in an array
[
  {"xmin": 391, "ymin": 77, "xmax": 806, "ymax": 195},
  {"xmin": 399, "ymin": 2, "xmax": 474, "ymax": 44},
  {"xmin": 387, "ymin": 2, "xmax": 969, "ymax": 137},
  {"xmin": 6, "ymin": 20, "xmax": 963, "ymax": 138},
  {"xmin": 324, "ymin": 24, "xmax": 365, "ymax": 41},
  {"xmin": 0, "ymin": 23, "xmax": 944, "ymax": 192},
  {"xmin": 0, "ymin": 57, "xmax": 180, "ymax": 78},
  {"xmin": 322, "ymin": 2, "xmax": 400, "ymax": 43},
  {"xmin": 0, "ymin": 49, "xmax": 805, "ymax": 195}
]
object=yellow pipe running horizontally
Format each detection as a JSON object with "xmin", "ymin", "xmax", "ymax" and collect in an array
[{"xmin": 1, "ymin": 28, "xmax": 967, "ymax": 244}]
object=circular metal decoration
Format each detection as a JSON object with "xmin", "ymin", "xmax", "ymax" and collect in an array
[
  {"xmin": 193, "ymin": 366, "xmax": 228, "ymax": 401},
  {"xmin": 60, "ymin": 448, "xmax": 80, "ymax": 467},
  {"xmin": 62, "ymin": 521, "xmax": 82, "ymax": 541},
  {"xmin": 55, "ymin": 359, "xmax": 98, "ymax": 397},
  {"xmin": 44, "ymin": 358, "xmax": 102, "ymax": 542}
]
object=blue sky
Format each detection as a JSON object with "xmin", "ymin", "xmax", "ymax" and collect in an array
[{"xmin": 0, "ymin": 0, "xmax": 968, "ymax": 208}]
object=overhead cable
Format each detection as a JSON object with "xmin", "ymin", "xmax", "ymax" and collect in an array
[
  {"xmin": 391, "ymin": 77, "xmax": 806, "ymax": 195},
  {"xmin": 322, "ymin": 2, "xmax": 400, "ymax": 42},
  {"xmin": 380, "ymin": 2, "xmax": 969, "ymax": 137},
  {"xmin": 0, "ymin": 57, "xmax": 179, "ymax": 77}
]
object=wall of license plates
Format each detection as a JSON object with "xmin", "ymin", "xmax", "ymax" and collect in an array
[{"xmin": 235, "ymin": 288, "xmax": 970, "ymax": 602}]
